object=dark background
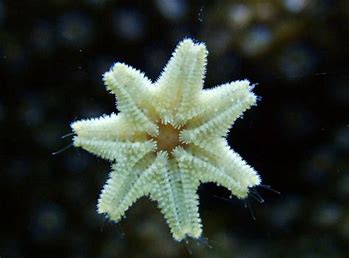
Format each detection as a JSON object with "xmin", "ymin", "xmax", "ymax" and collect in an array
[{"xmin": 1, "ymin": 0, "xmax": 348, "ymax": 257}]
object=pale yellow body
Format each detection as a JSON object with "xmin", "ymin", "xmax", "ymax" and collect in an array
[{"xmin": 71, "ymin": 39, "xmax": 261, "ymax": 241}]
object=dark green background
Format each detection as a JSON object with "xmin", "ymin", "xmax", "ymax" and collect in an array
[{"xmin": 1, "ymin": 0, "xmax": 348, "ymax": 257}]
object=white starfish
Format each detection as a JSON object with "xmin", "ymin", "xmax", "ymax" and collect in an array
[{"xmin": 71, "ymin": 38, "xmax": 261, "ymax": 241}]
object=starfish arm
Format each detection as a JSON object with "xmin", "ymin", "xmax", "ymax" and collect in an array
[
  {"xmin": 71, "ymin": 113, "xmax": 147, "ymax": 142},
  {"xmin": 97, "ymin": 165, "xmax": 136, "ymax": 220},
  {"xmin": 185, "ymin": 138, "xmax": 260, "ymax": 190},
  {"xmin": 72, "ymin": 137, "xmax": 156, "ymax": 163},
  {"xmin": 177, "ymin": 164, "xmax": 203, "ymax": 239},
  {"xmin": 103, "ymin": 63, "xmax": 158, "ymax": 135},
  {"xmin": 173, "ymin": 148, "xmax": 249, "ymax": 199},
  {"xmin": 149, "ymin": 159, "xmax": 202, "ymax": 241},
  {"xmin": 216, "ymin": 140, "xmax": 261, "ymax": 189},
  {"xmin": 98, "ymin": 152, "xmax": 167, "ymax": 222},
  {"xmin": 150, "ymin": 165, "xmax": 183, "ymax": 241},
  {"xmin": 180, "ymin": 80, "xmax": 256, "ymax": 142},
  {"xmin": 154, "ymin": 39, "xmax": 208, "ymax": 125}
]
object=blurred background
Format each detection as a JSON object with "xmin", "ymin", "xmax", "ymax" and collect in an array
[{"xmin": 1, "ymin": 0, "xmax": 348, "ymax": 257}]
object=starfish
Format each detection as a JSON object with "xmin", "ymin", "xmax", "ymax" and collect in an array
[{"xmin": 71, "ymin": 38, "xmax": 261, "ymax": 241}]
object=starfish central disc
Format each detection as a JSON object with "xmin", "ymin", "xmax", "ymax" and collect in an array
[{"xmin": 154, "ymin": 123, "xmax": 183, "ymax": 153}]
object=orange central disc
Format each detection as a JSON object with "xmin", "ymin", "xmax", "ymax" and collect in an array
[{"xmin": 155, "ymin": 123, "xmax": 182, "ymax": 153}]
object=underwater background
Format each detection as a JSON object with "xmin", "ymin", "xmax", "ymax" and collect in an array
[{"xmin": 1, "ymin": 0, "xmax": 348, "ymax": 257}]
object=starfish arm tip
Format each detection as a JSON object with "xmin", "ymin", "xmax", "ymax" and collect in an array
[{"xmin": 103, "ymin": 62, "xmax": 151, "ymax": 94}]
